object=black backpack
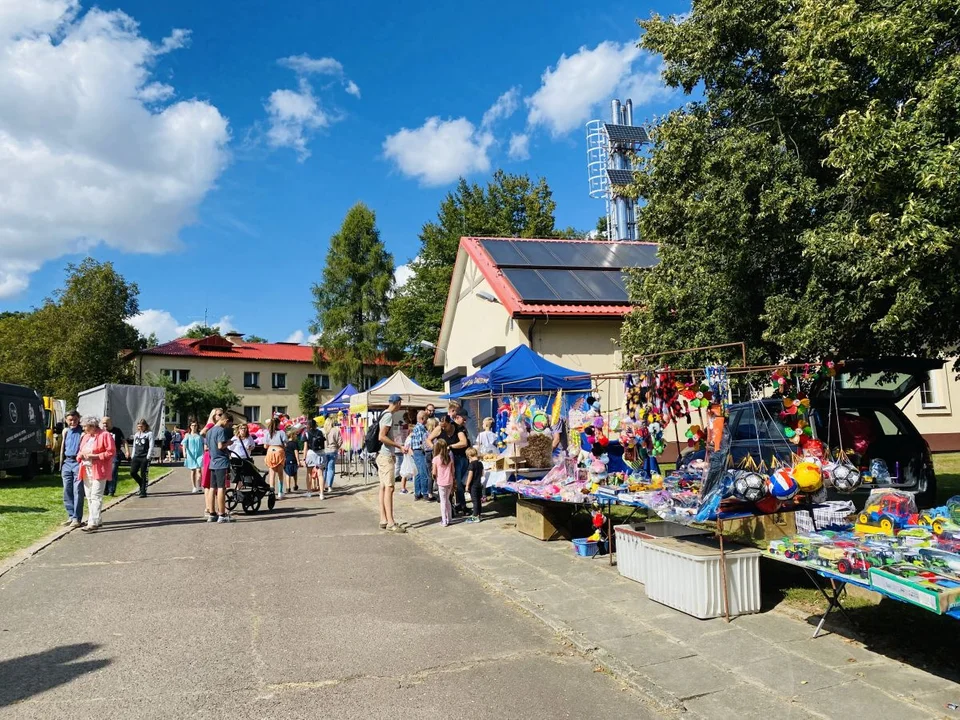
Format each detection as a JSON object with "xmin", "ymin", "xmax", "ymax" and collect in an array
[
  {"xmin": 364, "ymin": 411, "xmax": 388, "ymax": 453},
  {"xmin": 309, "ymin": 429, "xmax": 325, "ymax": 453}
]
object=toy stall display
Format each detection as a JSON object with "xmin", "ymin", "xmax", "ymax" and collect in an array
[{"xmin": 765, "ymin": 490, "xmax": 960, "ymax": 632}]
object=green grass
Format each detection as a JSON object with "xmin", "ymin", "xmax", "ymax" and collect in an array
[
  {"xmin": 0, "ymin": 465, "xmax": 162, "ymax": 561},
  {"xmin": 935, "ymin": 451, "xmax": 960, "ymax": 504}
]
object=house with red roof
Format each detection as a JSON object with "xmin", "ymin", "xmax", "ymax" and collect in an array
[
  {"xmin": 128, "ymin": 333, "xmax": 387, "ymax": 425},
  {"xmin": 434, "ymin": 237, "xmax": 659, "ymax": 410}
]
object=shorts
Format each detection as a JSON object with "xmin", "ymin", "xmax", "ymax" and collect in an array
[
  {"xmin": 305, "ymin": 449, "xmax": 323, "ymax": 468},
  {"xmin": 376, "ymin": 453, "xmax": 396, "ymax": 488},
  {"xmin": 209, "ymin": 468, "xmax": 228, "ymax": 489},
  {"xmin": 265, "ymin": 446, "xmax": 284, "ymax": 470},
  {"xmin": 284, "ymin": 459, "xmax": 298, "ymax": 477}
]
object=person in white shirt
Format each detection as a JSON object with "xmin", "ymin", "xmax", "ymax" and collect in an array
[{"xmin": 476, "ymin": 417, "xmax": 499, "ymax": 456}]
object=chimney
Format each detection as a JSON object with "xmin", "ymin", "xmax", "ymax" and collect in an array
[{"xmin": 224, "ymin": 332, "xmax": 245, "ymax": 346}]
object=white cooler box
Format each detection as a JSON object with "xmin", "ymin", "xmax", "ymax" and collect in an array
[
  {"xmin": 614, "ymin": 522, "xmax": 710, "ymax": 585},
  {"xmin": 643, "ymin": 536, "xmax": 761, "ymax": 619}
]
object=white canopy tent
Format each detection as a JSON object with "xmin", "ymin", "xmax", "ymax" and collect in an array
[{"xmin": 349, "ymin": 371, "xmax": 445, "ymax": 414}]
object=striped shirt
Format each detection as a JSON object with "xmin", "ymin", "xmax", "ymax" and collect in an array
[{"xmin": 410, "ymin": 423, "xmax": 427, "ymax": 451}]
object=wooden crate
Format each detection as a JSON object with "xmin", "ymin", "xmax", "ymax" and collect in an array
[{"xmin": 516, "ymin": 498, "xmax": 575, "ymax": 541}]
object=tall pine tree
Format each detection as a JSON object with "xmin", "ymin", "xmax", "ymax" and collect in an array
[
  {"xmin": 310, "ymin": 203, "xmax": 394, "ymax": 386},
  {"xmin": 387, "ymin": 171, "xmax": 559, "ymax": 388}
]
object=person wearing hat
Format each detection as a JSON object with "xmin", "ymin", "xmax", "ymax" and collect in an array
[{"xmin": 377, "ymin": 394, "xmax": 407, "ymax": 533}]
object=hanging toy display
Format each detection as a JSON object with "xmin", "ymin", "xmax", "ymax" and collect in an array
[{"xmin": 733, "ymin": 470, "xmax": 769, "ymax": 503}]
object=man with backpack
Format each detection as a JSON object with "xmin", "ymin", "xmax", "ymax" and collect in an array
[{"xmin": 366, "ymin": 394, "xmax": 407, "ymax": 533}]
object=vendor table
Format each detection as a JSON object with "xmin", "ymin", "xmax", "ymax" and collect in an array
[{"xmin": 764, "ymin": 553, "xmax": 960, "ymax": 638}]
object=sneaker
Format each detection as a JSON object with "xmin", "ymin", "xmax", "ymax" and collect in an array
[
  {"xmin": 220, "ymin": 513, "xmax": 235, "ymax": 523},
  {"xmin": 206, "ymin": 514, "xmax": 217, "ymax": 523},
  {"xmin": 81, "ymin": 524, "xmax": 98, "ymax": 533},
  {"xmin": 69, "ymin": 519, "xmax": 81, "ymax": 528},
  {"xmin": 191, "ymin": 487, "xmax": 200, "ymax": 494},
  {"xmin": 304, "ymin": 491, "xmax": 312, "ymax": 498},
  {"xmin": 217, "ymin": 515, "xmax": 228, "ymax": 523},
  {"xmin": 386, "ymin": 524, "xmax": 407, "ymax": 534},
  {"xmin": 400, "ymin": 489, "xmax": 409, "ymax": 494}
]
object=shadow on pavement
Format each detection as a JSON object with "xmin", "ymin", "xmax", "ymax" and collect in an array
[
  {"xmin": 95, "ymin": 508, "xmax": 333, "ymax": 532},
  {"xmin": 0, "ymin": 643, "xmax": 110, "ymax": 707}
]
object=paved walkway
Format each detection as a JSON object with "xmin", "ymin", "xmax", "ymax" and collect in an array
[
  {"xmin": 0, "ymin": 469, "xmax": 662, "ymax": 719},
  {"xmin": 370, "ymin": 482, "xmax": 960, "ymax": 720}
]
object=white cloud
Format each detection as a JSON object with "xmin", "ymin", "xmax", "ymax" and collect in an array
[
  {"xmin": 266, "ymin": 53, "xmax": 359, "ymax": 160},
  {"xmin": 278, "ymin": 54, "xmax": 343, "ymax": 76},
  {"xmin": 265, "ymin": 78, "xmax": 329, "ymax": 160},
  {"xmin": 481, "ymin": 86, "xmax": 520, "ymax": 128},
  {"xmin": 508, "ymin": 133, "xmax": 530, "ymax": 161},
  {"xmin": 383, "ymin": 117, "xmax": 493, "ymax": 186},
  {"xmin": 284, "ymin": 329, "xmax": 320, "ymax": 345},
  {"xmin": 525, "ymin": 40, "xmax": 668, "ymax": 136},
  {"xmin": 0, "ymin": 0, "xmax": 229, "ymax": 297},
  {"xmin": 129, "ymin": 310, "xmax": 236, "ymax": 343},
  {"xmin": 394, "ymin": 262, "xmax": 415, "ymax": 288}
]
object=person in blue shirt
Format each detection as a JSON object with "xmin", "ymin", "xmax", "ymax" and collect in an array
[
  {"xmin": 205, "ymin": 413, "xmax": 235, "ymax": 523},
  {"xmin": 59, "ymin": 410, "xmax": 85, "ymax": 528}
]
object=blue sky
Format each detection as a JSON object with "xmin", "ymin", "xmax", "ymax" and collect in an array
[{"xmin": 1, "ymin": 0, "xmax": 690, "ymax": 343}]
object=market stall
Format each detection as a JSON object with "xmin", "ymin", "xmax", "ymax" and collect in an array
[
  {"xmin": 320, "ymin": 383, "xmax": 358, "ymax": 414},
  {"xmin": 349, "ymin": 371, "xmax": 445, "ymax": 480}
]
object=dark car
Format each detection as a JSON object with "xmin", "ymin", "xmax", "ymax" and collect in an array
[
  {"xmin": 685, "ymin": 359, "xmax": 940, "ymax": 509},
  {"xmin": 0, "ymin": 382, "xmax": 48, "ymax": 479}
]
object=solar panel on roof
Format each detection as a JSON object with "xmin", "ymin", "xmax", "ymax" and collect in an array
[
  {"xmin": 503, "ymin": 268, "xmax": 631, "ymax": 304},
  {"xmin": 604, "ymin": 123, "xmax": 650, "ymax": 145},
  {"xmin": 606, "ymin": 169, "xmax": 635, "ymax": 186},
  {"xmin": 481, "ymin": 240, "xmax": 527, "ymax": 265},
  {"xmin": 502, "ymin": 268, "xmax": 559, "ymax": 302}
]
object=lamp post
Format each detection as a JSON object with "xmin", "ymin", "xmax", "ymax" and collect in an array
[{"xmin": 419, "ymin": 340, "xmax": 447, "ymax": 360}]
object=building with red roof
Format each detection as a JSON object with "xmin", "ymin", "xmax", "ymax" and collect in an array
[
  {"xmin": 434, "ymin": 236, "xmax": 658, "ymax": 407},
  {"xmin": 128, "ymin": 333, "xmax": 389, "ymax": 424}
]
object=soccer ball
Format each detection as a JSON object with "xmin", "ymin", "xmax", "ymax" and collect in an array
[
  {"xmin": 791, "ymin": 460, "xmax": 824, "ymax": 493},
  {"xmin": 768, "ymin": 468, "xmax": 799, "ymax": 500},
  {"xmin": 733, "ymin": 471, "xmax": 768, "ymax": 503},
  {"xmin": 832, "ymin": 462, "xmax": 862, "ymax": 493}
]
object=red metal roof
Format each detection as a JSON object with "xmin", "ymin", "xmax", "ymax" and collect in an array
[
  {"xmin": 460, "ymin": 236, "xmax": 655, "ymax": 318},
  {"xmin": 135, "ymin": 336, "xmax": 323, "ymax": 363}
]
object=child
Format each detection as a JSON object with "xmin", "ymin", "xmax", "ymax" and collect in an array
[
  {"xmin": 476, "ymin": 417, "xmax": 498, "ymax": 456},
  {"xmin": 432, "ymin": 439, "xmax": 454, "ymax": 526},
  {"xmin": 283, "ymin": 427, "xmax": 301, "ymax": 493},
  {"xmin": 399, "ymin": 435, "xmax": 414, "ymax": 494},
  {"xmin": 464, "ymin": 447, "xmax": 485, "ymax": 523}
]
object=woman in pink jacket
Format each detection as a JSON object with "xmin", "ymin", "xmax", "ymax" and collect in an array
[{"xmin": 77, "ymin": 416, "xmax": 117, "ymax": 532}]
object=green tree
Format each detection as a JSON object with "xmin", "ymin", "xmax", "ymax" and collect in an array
[
  {"xmin": 298, "ymin": 377, "xmax": 319, "ymax": 417},
  {"xmin": 182, "ymin": 324, "xmax": 220, "ymax": 339},
  {"xmin": 310, "ymin": 203, "xmax": 394, "ymax": 386},
  {"xmin": 0, "ymin": 260, "xmax": 143, "ymax": 404},
  {"xmin": 244, "ymin": 334, "xmax": 268, "ymax": 344},
  {"xmin": 146, "ymin": 373, "xmax": 242, "ymax": 425},
  {"xmin": 144, "ymin": 332, "xmax": 159, "ymax": 348},
  {"xmin": 387, "ymin": 170, "xmax": 559, "ymax": 388},
  {"xmin": 621, "ymin": 0, "xmax": 960, "ymax": 369}
]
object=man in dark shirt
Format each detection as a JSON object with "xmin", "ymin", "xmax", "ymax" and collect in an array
[
  {"xmin": 101, "ymin": 417, "xmax": 126, "ymax": 497},
  {"xmin": 206, "ymin": 414, "xmax": 234, "ymax": 523}
]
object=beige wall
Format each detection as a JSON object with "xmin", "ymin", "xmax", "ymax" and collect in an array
[
  {"xmin": 525, "ymin": 318, "xmax": 624, "ymax": 412},
  {"xmin": 134, "ymin": 355, "xmax": 365, "ymax": 425},
  {"xmin": 901, "ymin": 363, "xmax": 960, "ymax": 451},
  {"xmin": 443, "ymin": 263, "xmax": 525, "ymax": 374}
]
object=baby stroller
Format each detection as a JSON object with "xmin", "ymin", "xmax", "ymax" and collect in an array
[{"xmin": 225, "ymin": 451, "xmax": 276, "ymax": 514}]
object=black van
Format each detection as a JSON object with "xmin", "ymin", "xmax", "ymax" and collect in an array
[
  {"xmin": 687, "ymin": 359, "xmax": 941, "ymax": 509},
  {"xmin": 0, "ymin": 383, "xmax": 48, "ymax": 479}
]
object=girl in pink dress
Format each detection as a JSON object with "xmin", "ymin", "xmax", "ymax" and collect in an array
[{"xmin": 431, "ymin": 439, "xmax": 454, "ymax": 526}]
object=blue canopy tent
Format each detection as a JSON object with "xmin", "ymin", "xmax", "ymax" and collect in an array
[
  {"xmin": 319, "ymin": 383, "xmax": 358, "ymax": 413},
  {"xmin": 445, "ymin": 345, "xmax": 591, "ymax": 399}
]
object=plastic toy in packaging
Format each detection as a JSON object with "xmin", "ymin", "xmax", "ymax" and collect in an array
[{"xmin": 855, "ymin": 490, "xmax": 919, "ymax": 535}]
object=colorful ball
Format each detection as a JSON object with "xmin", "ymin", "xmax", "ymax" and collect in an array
[
  {"xmin": 831, "ymin": 462, "xmax": 862, "ymax": 493},
  {"xmin": 768, "ymin": 467, "xmax": 799, "ymax": 500},
  {"xmin": 791, "ymin": 461, "xmax": 823, "ymax": 493}
]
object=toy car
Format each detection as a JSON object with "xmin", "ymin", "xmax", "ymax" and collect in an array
[{"xmin": 857, "ymin": 493, "xmax": 917, "ymax": 535}]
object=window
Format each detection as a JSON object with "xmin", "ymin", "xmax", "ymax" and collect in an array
[
  {"xmin": 362, "ymin": 375, "xmax": 378, "ymax": 390},
  {"xmin": 271, "ymin": 372, "xmax": 287, "ymax": 390},
  {"xmin": 161, "ymin": 369, "xmax": 190, "ymax": 384},
  {"xmin": 271, "ymin": 406, "xmax": 287, "ymax": 416},
  {"xmin": 308, "ymin": 373, "xmax": 331, "ymax": 390},
  {"xmin": 165, "ymin": 407, "xmax": 183, "ymax": 427},
  {"xmin": 243, "ymin": 406, "xmax": 261, "ymax": 423},
  {"xmin": 920, "ymin": 372, "xmax": 944, "ymax": 408},
  {"xmin": 243, "ymin": 371, "xmax": 260, "ymax": 389}
]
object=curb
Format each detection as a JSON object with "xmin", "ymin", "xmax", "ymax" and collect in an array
[
  {"xmin": 0, "ymin": 469, "xmax": 174, "ymax": 580},
  {"xmin": 348, "ymin": 480, "xmax": 687, "ymax": 717}
]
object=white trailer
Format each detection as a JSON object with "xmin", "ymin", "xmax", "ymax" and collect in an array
[{"xmin": 76, "ymin": 384, "xmax": 166, "ymax": 457}]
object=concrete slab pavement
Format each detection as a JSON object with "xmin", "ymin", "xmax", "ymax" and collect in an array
[
  {"xmin": 372, "ymin": 481, "xmax": 960, "ymax": 720},
  {"xmin": 0, "ymin": 468, "xmax": 664, "ymax": 719}
]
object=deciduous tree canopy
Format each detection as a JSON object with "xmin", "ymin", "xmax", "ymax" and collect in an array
[{"xmin": 622, "ymin": 0, "xmax": 960, "ymax": 369}]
